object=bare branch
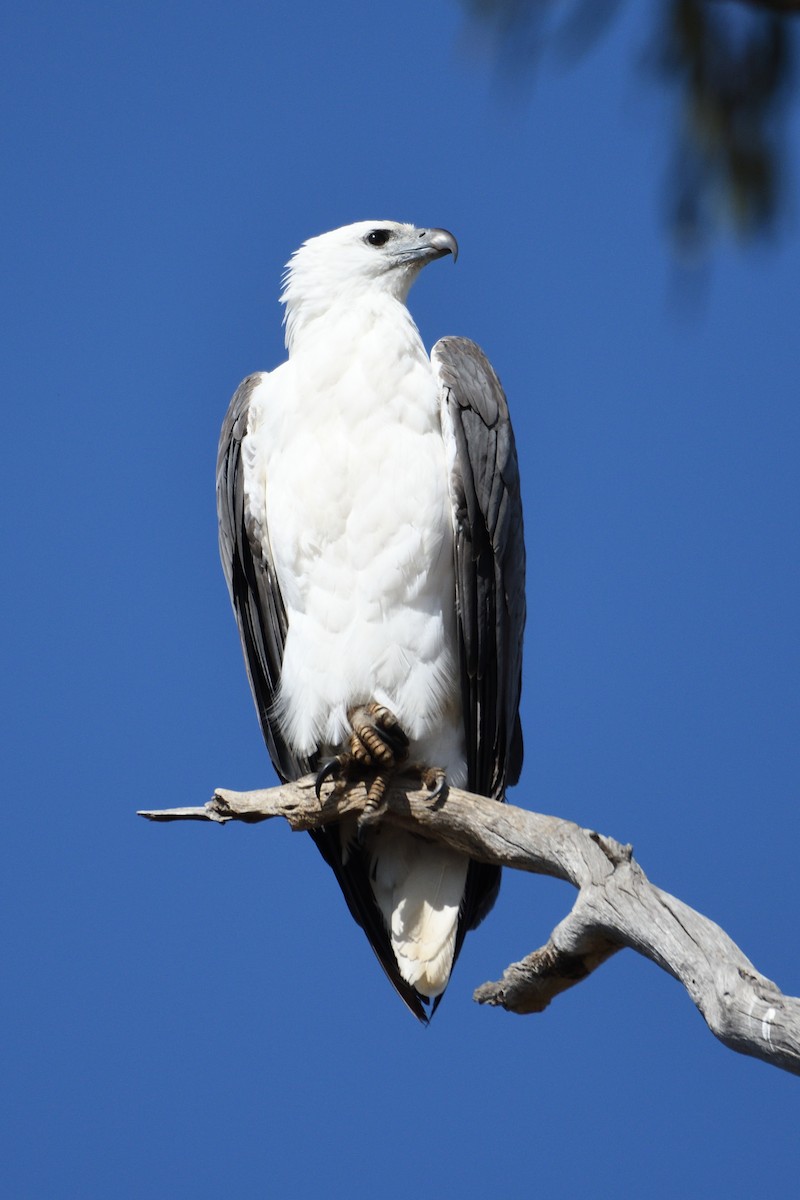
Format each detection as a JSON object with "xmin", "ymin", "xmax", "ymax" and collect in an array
[{"xmin": 139, "ymin": 776, "xmax": 800, "ymax": 1075}]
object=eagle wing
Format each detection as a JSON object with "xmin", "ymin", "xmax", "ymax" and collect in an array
[
  {"xmin": 216, "ymin": 373, "xmax": 316, "ymax": 783},
  {"xmin": 433, "ymin": 336, "xmax": 526, "ymax": 938}
]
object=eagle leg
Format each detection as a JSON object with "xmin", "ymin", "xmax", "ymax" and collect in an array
[
  {"xmin": 346, "ymin": 702, "xmax": 410, "ymax": 840},
  {"xmin": 316, "ymin": 702, "xmax": 410, "ymax": 809},
  {"xmin": 349, "ymin": 702, "xmax": 409, "ymax": 766}
]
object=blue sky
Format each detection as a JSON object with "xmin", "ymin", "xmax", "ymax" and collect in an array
[{"xmin": 3, "ymin": 1, "xmax": 799, "ymax": 1196}]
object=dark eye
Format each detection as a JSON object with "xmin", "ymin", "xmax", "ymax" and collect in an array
[{"xmin": 366, "ymin": 229, "xmax": 392, "ymax": 247}]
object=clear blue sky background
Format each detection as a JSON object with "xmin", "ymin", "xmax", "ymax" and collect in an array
[{"xmin": 3, "ymin": 2, "xmax": 799, "ymax": 1196}]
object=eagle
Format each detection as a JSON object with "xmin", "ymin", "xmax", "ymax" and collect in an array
[{"xmin": 217, "ymin": 221, "xmax": 525, "ymax": 1021}]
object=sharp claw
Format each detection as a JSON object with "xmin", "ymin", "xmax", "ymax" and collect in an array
[
  {"xmin": 425, "ymin": 771, "xmax": 447, "ymax": 803},
  {"xmin": 315, "ymin": 756, "xmax": 343, "ymax": 799}
]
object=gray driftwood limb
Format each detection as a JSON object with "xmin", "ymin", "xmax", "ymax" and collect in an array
[{"xmin": 138, "ymin": 776, "xmax": 800, "ymax": 1076}]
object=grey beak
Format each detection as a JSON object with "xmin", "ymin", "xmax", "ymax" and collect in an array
[{"xmin": 421, "ymin": 228, "xmax": 458, "ymax": 262}]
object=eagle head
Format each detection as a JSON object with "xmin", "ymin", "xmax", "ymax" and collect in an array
[{"xmin": 280, "ymin": 221, "xmax": 457, "ymax": 352}]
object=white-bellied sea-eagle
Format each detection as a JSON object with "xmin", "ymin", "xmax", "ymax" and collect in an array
[{"xmin": 217, "ymin": 221, "xmax": 525, "ymax": 1021}]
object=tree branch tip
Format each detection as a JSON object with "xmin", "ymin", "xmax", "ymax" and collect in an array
[{"xmin": 136, "ymin": 803, "xmax": 231, "ymax": 823}]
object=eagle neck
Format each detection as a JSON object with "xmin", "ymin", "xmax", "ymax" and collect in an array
[{"xmin": 284, "ymin": 286, "xmax": 423, "ymax": 360}]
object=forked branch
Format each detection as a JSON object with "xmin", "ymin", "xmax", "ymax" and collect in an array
[{"xmin": 138, "ymin": 777, "xmax": 800, "ymax": 1075}]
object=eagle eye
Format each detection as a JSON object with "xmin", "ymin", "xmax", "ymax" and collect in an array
[{"xmin": 366, "ymin": 229, "xmax": 392, "ymax": 247}]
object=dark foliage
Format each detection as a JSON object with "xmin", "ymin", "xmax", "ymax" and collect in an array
[{"xmin": 460, "ymin": 0, "xmax": 798, "ymax": 250}]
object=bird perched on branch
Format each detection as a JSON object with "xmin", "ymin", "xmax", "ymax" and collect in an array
[{"xmin": 217, "ymin": 221, "xmax": 525, "ymax": 1020}]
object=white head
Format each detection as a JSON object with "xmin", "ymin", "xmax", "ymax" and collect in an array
[{"xmin": 280, "ymin": 220, "xmax": 458, "ymax": 352}]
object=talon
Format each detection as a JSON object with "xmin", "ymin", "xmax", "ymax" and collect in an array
[
  {"xmin": 421, "ymin": 767, "xmax": 447, "ymax": 803},
  {"xmin": 315, "ymin": 756, "xmax": 344, "ymax": 799}
]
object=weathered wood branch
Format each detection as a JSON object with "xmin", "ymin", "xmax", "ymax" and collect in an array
[{"xmin": 139, "ymin": 777, "xmax": 800, "ymax": 1075}]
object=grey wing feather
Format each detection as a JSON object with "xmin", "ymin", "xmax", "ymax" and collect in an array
[
  {"xmin": 433, "ymin": 336, "xmax": 526, "ymax": 934},
  {"xmin": 434, "ymin": 337, "xmax": 525, "ymax": 799},
  {"xmin": 216, "ymin": 374, "xmax": 316, "ymax": 783}
]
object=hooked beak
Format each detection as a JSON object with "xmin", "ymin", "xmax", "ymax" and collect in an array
[
  {"xmin": 395, "ymin": 226, "xmax": 459, "ymax": 265},
  {"xmin": 418, "ymin": 227, "xmax": 458, "ymax": 262}
]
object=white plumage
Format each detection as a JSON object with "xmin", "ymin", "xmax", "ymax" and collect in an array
[{"xmin": 218, "ymin": 221, "xmax": 525, "ymax": 1019}]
